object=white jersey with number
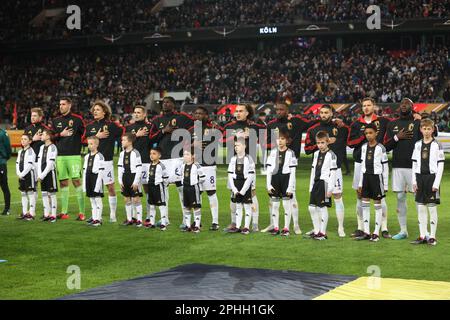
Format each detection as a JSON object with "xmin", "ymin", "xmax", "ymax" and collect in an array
[
  {"xmin": 200, "ymin": 166, "xmax": 217, "ymax": 191},
  {"xmin": 160, "ymin": 158, "xmax": 183, "ymax": 184},
  {"xmin": 102, "ymin": 160, "xmax": 115, "ymax": 185}
]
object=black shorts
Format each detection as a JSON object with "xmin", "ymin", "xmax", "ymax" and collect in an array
[
  {"xmin": 18, "ymin": 172, "xmax": 36, "ymax": 192},
  {"xmin": 309, "ymin": 180, "xmax": 331, "ymax": 208},
  {"xmin": 121, "ymin": 173, "xmax": 142, "ymax": 198},
  {"xmin": 183, "ymin": 184, "xmax": 201, "ymax": 209},
  {"xmin": 85, "ymin": 173, "xmax": 103, "ymax": 198},
  {"xmin": 148, "ymin": 183, "xmax": 167, "ymax": 206},
  {"xmin": 41, "ymin": 171, "xmax": 58, "ymax": 193},
  {"xmin": 415, "ymin": 174, "xmax": 440, "ymax": 205},
  {"xmin": 361, "ymin": 173, "xmax": 385, "ymax": 201},
  {"xmin": 269, "ymin": 174, "xmax": 292, "ymax": 199},
  {"xmin": 231, "ymin": 179, "xmax": 253, "ymax": 204}
]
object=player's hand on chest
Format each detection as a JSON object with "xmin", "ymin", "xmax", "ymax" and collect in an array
[{"xmin": 135, "ymin": 125, "xmax": 150, "ymax": 138}]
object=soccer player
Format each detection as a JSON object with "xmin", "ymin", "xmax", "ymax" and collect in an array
[
  {"xmin": 305, "ymin": 104, "xmax": 349, "ymax": 237},
  {"xmin": 178, "ymin": 148, "xmax": 205, "ymax": 233},
  {"xmin": 37, "ymin": 129, "xmax": 58, "ymax": 223},
  {"xmin": 384, "ymin": 98, "xmax": 423, "ymax": 240},
  {"xmin": 125, "ymin": 106, "xmax": 154, "ymax": 226},
  {"xmin": 226, "ymin": 138, "xmax": 256, "ymax": 235},
  {"xmin": 85, "ymin": 100, "xmax": 124, "ymax": 223},
  {"xmin": 266, "ymin": 129, "xmax": 297, "ymax": 236},
  {"xmin": 145, "ymin": 147, "xmax": 169, "ymax": 230},
  {"xmin": 149, "ymin": 96, "xmax": 194, "ymax": 224},
  {"xmin": 189, "ymin": 106, "xmax": 222, "ymax": 231},
  {"xmin": 266, "ymin": 103, "xmax": 314, "ymax": 159},
  {"xmin": 118, "ymin": 133, "xmax": 143, "ymax": 227},
  {"xmin": 25, "ymin": 108, "xmax": 51, "ymax": 159},
  {"xmin": 307, "ymin": 131, "xmax": 337, "ymax": 241},
  {"xmin": 50, "ymin": 97, "xmax": 85, "ymax": 221},
  {"xmin": 82, "ymin": 136, "xmax": 105, "ymax": 227},
  {"xmin": 256, "ymin": 112, "xmax": 268, "ymax": 175},
  {"xmin": 348, "ymin": 97, "xmax": 391, "ymax": 238},
  {"xmin": 0, "ymin": 125, "xmax": 12, "ymax": 216},
  {"xmin": 16, "ymin": 134, "xmax": 37, "ymax": 221},
  {"xmin": 264, "ymin": 102, "xmax": 318, "ymax": 234},
  {"xmin": 356, "ymin": 124, "xmax": 389, "ymax": 242},
  {"xmin": 410, "ymin": 119, "xmax": 444, "ymax": 246},
  {"xmin": 24, "ymin": 108, "xmax": 51, "ymax": 216},
  {"xmin": 222, "ymin": 104, "xmax": 264, "ymax": 232}
]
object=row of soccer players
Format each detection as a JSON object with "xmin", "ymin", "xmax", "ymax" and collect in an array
[
  {"xmin": 16, "ymin": 117, "xmax": 444, "ymax": 244},
  {"xmin": 22, "ymin": 96, "xmax": 441, "ymax": 244}
]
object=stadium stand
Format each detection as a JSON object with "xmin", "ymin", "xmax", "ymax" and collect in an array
[
  {"xmin": 1, "ymin": 40, "xmax": 448, "ymax": 129},
  {"xmin": 0, "ymin": 0, "xmax": 448, "ymax": 41}
]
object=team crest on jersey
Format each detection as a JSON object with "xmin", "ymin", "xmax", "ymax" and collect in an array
[
  {"xmin": 171, "ymin": 119, "xmax": 177, "ymax": 126},
  {"xmin": 317, "ymin": 159, "xmax": 322, "ymax": 167},
  {"xmin": 69, "ymin": 120, "xmax": 74, "ymax": 127},
  {"xmin": 90, "ymin": 128, "xmax": 97, "ymax": 133},
  {"xmin": 236, "ymin": 164, "xmax": 243, "ymax": 172},
  {"xmin": 408, "ymin": 123, "xmax": 414, "ymax": 131},
  {"xmin": 103, "ymin": 125, "xmax": 109, "ymax": 132},
  {"xmin": 374, "ymin": 121, "xmax": 380, "ymax": 129},
  {"xmin": 88, "ymin": 159, "xmax": 93, "ymax": 167},
  {"xmin": 287, "ymin": 122, "xmax": 293, "ymax": 130},
  {"xmin": 185, "ymin": 168, "xmax": 190, "ymax": 177},
  {"xmin": 367, "ymin": 150, "xmax": 373, "ymax": 160},
  {"xmin": 332, "ymin": 128, "xmax": 338, "ymax": 136},
  {"xmin": 131, "ymin": 129, "xmax": 136, "ymax": 134},
  {"xmin": 422, "ymin": 147, "xmax": 428, "ymax": 159},
  {"xmin": 149, "ymin": 170, "xmax": 153, "ymax": 176}
]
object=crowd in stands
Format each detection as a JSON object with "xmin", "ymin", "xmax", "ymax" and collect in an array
[
  {"xmin": 1, "ymin": 40, "xmax": 448, "ymax": 128},
  {"xmin": 1, "ymin": 0, "xmax": 448, "ymax": 41}
]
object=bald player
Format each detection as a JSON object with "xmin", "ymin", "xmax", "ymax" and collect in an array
[{"xmin": 384, "ymin": 98, "xmax": 424, "ymax": 240}]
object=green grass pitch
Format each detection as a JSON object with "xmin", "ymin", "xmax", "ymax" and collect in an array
[{"xmin": 1, "ymin": 155, "xmax": 450, "ymax": 299}]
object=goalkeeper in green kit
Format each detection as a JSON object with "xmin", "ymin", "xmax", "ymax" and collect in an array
[{"xmin": 50, "ymin": 97, "xmax": 86, "ymax": 220}]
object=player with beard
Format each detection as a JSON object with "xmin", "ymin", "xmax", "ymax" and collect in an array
[
  {"xmin": 263, "ymin": 102, "xmax": 316, "ymax": 234},
  {"xmin": 149, "ymin": 96, "xmax": 194, "ymax": 225},
  {"xmin": 189, "ymin": 106, "xmax": 223, "ymax": 231},
  {"xmin": 125, "ymin": 106, "xmax": 155, "ymax": 226},
  {"xmin": 304, "ymin": 104, "xmax": 349, "ymax": 237},
  {"xmin": 384, "ymin": 98, "xmax": 424, "ymax": 240},
  {"xmin": 348, "ymin": 98, "xmax": 391, "ymax": 239},
  {"xmin": 222, "ymin": 104, "xmax": 265, "ymax": 232},
  {"xmin": 50, "ymin": 97, "xmax": 85, "ymax": 221},
  {"xmin": 24, "ymin": 108, "xmax": 51, "ymax": 158}
]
